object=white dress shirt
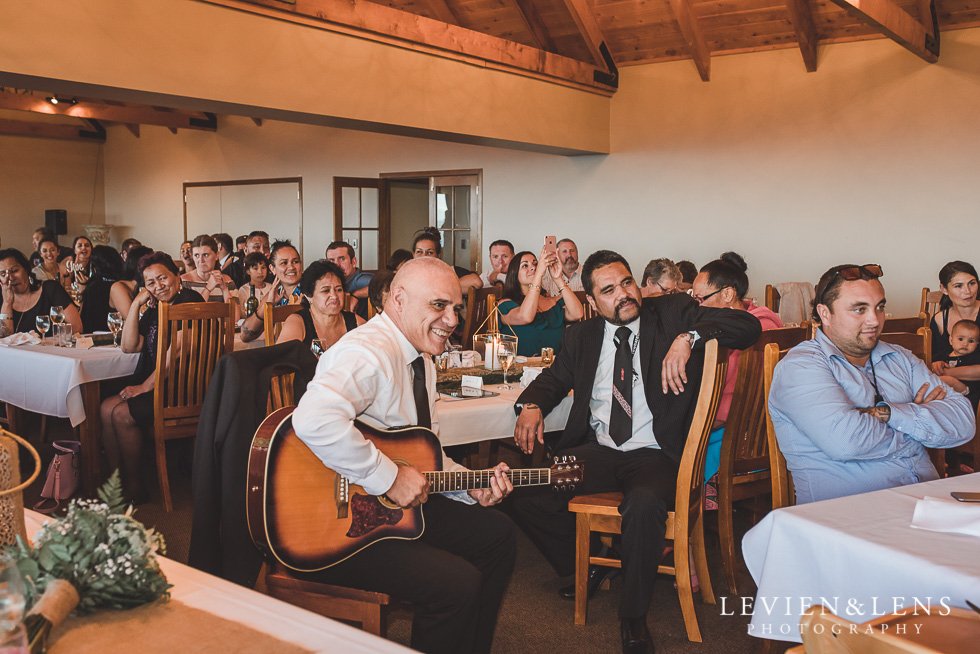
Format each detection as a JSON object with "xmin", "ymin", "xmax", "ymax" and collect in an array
[
  {"xmin": 542, "ymin": 263, "xmax": 584, "ymax": 295},
  {"xmin": 589, "ymin": 319, "xmax": 659, "ymax": 451},
  {"xmin": 292, "ymin": 311, "xmax": 471, "ymax": 499}
]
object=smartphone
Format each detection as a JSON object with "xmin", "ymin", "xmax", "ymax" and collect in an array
[
  {"xmin": 950, "ymin": 491, "xmax": 980, "ymax": 502},
  {"xmin": 544, "ymin": 235, "xmax": 557, "ymax": 256}
]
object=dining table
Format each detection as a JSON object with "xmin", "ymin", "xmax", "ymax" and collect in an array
[{"xmin": 741, "ymin": 473, "xmax": 980, "ymax": 643}]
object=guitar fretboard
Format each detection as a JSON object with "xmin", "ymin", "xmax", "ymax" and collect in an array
[{"xmin": 425, "ymin": 469, "xmax": 550, "ymax": 493}]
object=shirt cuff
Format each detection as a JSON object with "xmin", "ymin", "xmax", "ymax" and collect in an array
[
  {"xmin": 885, "ymin": 402, "xmax": 920, "ymax": 440},
  {"xmin": 361, "ymin": 456, "xmax": 400, "ymax": 497},
  {"xmin": 443, "ymin": 490, "xmax": 478, "ymax": 505}
]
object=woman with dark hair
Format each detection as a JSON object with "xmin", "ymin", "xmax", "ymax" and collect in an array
[
  {"xmin": 59, "ymin": 235, "xmax": 94, "ymax": 291},
  {"xmin": 99, "ymin": 251, "xmax": 204, "ymax": 502},
  {"xmin": 387, "ymin": 248, "xmax": 413, "ymax": 272},
  {"xmin": 276, "ymin": 259, "xmax": 364, "ymax": 350},
  {"xmin": 79, "ymin": 245, "xmax": 124, "ymax": 333},
  {"xmin": 498, "ymin": 247, "xmax": 584, "ymax": 357},
  {"xmin": 691, "ymin": 252, "xmax": 782, "ymax": 488},
  {"xmin": 110, "ymin": 244, "xmax": 153, "ymax": 317},
  {"xmin": 239, "ymin": 240, "xmax": 305, "ymax": 343},
  {"xmin": 930, "ymin": 261, "xmax": 980, "ymax": 362},
  {"xmin": 31, "ymin": 237, "xmax": 64, "ymax": 283},
  {"xmin": 0, "ymin": 248, "xmax": 81, "ymax": 337},
  {"xmin": 180, "ymin": 234, "xmax": 237, "ymax": 308},
  {"xmin": 412, "ymin": 228, "xmax": 482, "ymax": 295}
]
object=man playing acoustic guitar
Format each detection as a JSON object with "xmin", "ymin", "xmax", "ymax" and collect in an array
[{"xmin": 292, "ymin": 257, "xmax": 516, "ymax": 654}]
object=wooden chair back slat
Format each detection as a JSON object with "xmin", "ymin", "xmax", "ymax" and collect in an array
[
  {"xmin": 879, "ymin": 328, "xmax": 932, "ymax": 367},
  {"xmin": 764, "ymin": 285, "xmax": 781, "ymax": 313},
  {"xmin": 921, "ymin": 287, "xmax": 944, "ymax": 317},
  {"xmin": 264, "ymin": 302, "xmax": 304, "ymax": 347},
  {"xmin": 574, "ymin": 291, "xmax": 598, "ymax": 321},
  {"xmin": 764, "ymin": 342, "xmax": 795, "ymax": 510},
  {"xmin": 882, "ymin": 313, "xmax": 930, "ymax": 334},
  {"xmin": 461, "ymin": 286, "xmax": 502, "ymax": 349}
]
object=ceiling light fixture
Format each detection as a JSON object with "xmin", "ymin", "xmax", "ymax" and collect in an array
[{"xmin": 45, "ymin": 95, "xmax": 78, "ymax": 106}]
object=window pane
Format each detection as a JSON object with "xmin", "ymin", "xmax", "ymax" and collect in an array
[
  {"xmin": 361, "ymin": 188, "xmax": 379, "ymax": 228},
  {"xmin": 342, "ymin": 187, "xmax": 360, "ymax": 228},
  {"xmin": 440, "ymin": 230, "xmax": 454, "ymax": 267},
  {"xmin": 456, "ymin": 229, "xmax": 470, "ymax": 269},
  {"xmin": 342, "ymin": 230, "xmax": 361, "ymax": 262},
  {"xmin": 361, "ymin": 230, "xmax": 379, "ymax": 270},
  {"xmin": 453, "ymin": 186, "xmax": 470, "ymax": 229},
  {"xmin": 435, "ymin": 187, "xmax": 451, "ymax": 229}
]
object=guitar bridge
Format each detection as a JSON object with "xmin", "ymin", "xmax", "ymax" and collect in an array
[{"xmin": 335, "ymin": 475, "xmax": 350, "ymax": 519}]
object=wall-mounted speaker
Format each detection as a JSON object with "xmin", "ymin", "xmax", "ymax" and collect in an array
[{"xmin": 45, "ymin": 209, "xmax": 67, "ymax": 236}]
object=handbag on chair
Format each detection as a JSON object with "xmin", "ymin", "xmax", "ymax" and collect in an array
[
  {"xmin": 33, "ymin": 440, "xmax": 81, "ymax": 515},
  {"xmin": 0, "ymin": 429, "xmax": 43, "ymax": 547}
]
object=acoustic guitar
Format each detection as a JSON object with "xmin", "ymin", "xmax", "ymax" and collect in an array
[{"xmin": 247, "ymin": 406, "xmax": 585, "ymax": 572}]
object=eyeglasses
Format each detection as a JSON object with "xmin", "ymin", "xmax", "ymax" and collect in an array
[
  {"xmin": 650, "ymin": 281, "xmax": 676, "ymax": 295},
  {"xmin": 688, "ymin": 286, "xmax": 730, "ymax": 304}
]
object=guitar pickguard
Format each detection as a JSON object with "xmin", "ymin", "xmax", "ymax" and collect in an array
[{"xmin": 346, "ymin": 493, "xmax": 404, "ymax": 538}]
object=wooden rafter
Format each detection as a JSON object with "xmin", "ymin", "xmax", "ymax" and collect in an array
[
  {"xmin": 827, "ymin": 0, "xmax": 939, "ymax": 62},
  {"xmin": 0, "ymin": 117, "xmax": 106, "ymax": 142},
  {"xmin": 785, "ymin": 0, "xmax": 818, "ymax": 73},
  {"xmin": 558, "ymin": 0, "xmax": 611, "ymax": 70},
  {"xmin": 667, "ymin": 0, "xmax": 711, "ymax": 81},
  {"xmin": 218, "ymin": 0, "xmax": 615, "ymax": 94},
  {"xmin": 512, "ymin": 0, "xmax": 558, "ymax": 52},
  {"xmin": 422, "ymin": 0, "xmax": 459, "ymax": 25},
  {"xmin": 0, "ymin": 90, "xmax": 217, "ymax": 131}
]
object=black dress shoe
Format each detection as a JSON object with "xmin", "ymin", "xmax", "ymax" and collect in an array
[
  {"xmin": 621, "ymin": 618, "xmax": 653, "ymax": 654},
  {"xmin": 558, "ymin": 566, "xmax": 620, "ymax": 600}
]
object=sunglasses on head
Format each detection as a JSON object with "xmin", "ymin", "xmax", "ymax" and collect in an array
[{"xmin": 818, "ymin": 264, "xmax": 884, "ymax": 306}]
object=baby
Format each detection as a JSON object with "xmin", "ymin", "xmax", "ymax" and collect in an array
[{"xmin": 934, "ymin": 319, "xmax": 980, "ymax": 396}]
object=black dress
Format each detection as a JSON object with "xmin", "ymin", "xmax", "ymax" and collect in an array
[
  {"xmin": 10, "ymin": 281, "xmax": 75, "ymax": 334},
  {"xmin": 79, "ymin": 277, "xmax": 115, "ymax": 333},
  {"xmin": 930, "ymin": 307, "xmax": 980, "ymax": 409},
  {"xmin": 127, "ymin": 288, "xmax": 205, "ymax": 429},
  {"xmin": 296, "ymin": 307, "xmax": 358, "ymax": 350}
]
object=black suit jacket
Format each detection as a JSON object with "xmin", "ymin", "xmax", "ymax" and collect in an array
[{"xmin": 516, "ymin": 293, "xmax": 761, "ymax": 463}]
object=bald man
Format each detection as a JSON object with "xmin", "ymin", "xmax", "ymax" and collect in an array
[{"xmin": 292, "ymin": 258, "xmax": 517, "ymax": 654}]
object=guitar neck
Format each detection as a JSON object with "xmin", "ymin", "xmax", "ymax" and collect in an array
[{"xmin": 425, "ymin": 469, "xmax": 551, "ymax": 494}]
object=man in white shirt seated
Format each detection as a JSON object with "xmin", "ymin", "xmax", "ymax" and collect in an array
[
  {"xmin": 292, "ymin": 257, "xmax": 516, "ymax": 654},
  {"xmin": 479, "ymin": 239, "xmax": 514, "ymax": 287},
  {"xmin": 542, "ymin": 238, "xmax": 584, "ymax": 295}
]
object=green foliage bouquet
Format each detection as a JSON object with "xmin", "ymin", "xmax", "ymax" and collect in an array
[{"xmin": 5, "ymin": 472, "xmax": 171, "ymax": 652}]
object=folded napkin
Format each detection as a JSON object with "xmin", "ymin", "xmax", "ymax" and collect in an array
[
  {"xmin": 0, "ymin": 331, "xmax": 41, "ymax": 347},
  {"xmin": 520, "ymin": 366, "xmax": 544, "ymax": 389},
  {"xmin": 457, "ymin": 350, "xmax": 482, "ymax": 367},
  {"xmin": 910, "ymin": 495, "xmax": 980, "ymax": 537}
]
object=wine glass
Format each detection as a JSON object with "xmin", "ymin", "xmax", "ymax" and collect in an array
[
  {"xmin": 311, "ymin": 339, "xmax": 328, "ymax": 359},
  {"xmin": 35, "ymin": 315, "xmax": 51, "ymax": 343},
  {"xmin": 497, "ymin": 340, "xmax": 517, "ymax": 390},
  {"xmin": 107, "ymin": 312, "xmax": 124, "ymax": 347},
  {"xmin": 49, "ymin": 306, "xmax": 65, "ymax": 327},
  {"xmin": 0, "ymin": 558, "xmax": 25, "ymax": 634}
]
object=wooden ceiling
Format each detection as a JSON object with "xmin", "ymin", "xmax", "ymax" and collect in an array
[{"xmin": 225, "ymin": 0, "xmax": 979, "ymax": 91}]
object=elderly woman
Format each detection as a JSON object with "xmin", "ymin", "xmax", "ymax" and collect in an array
[
  {"xmin": 239, "ymin": 239, "xmax": 305, "ymax": 342},
  {"xmin": 641, "ymin": 258, "xmax": 682, "ymax": 297},
  {"xmin": 412, "ymin": 228, "xmax": 482, "ymax": 295},
  {"xmin": 277, "ymin": 260, "xmax": 364, "ymax": 349},
  {"xmin": 498, "ymin": 246, "xmax": 584, "ymax": 357},
  {"xmin": 79, "ymin": 245, "xmax": 125, "ymax": 333},
  {"xmin": 59, "ymin": 235, "xmax": 93, "ymax": 291},
  {"xmin": 100, "ymin": 251, "xmax": 204, "ymax": 502},
  {"xmin": 0, "ymin": 248, "xmax": 81, "ymax": 337},
  {"xmin": 180, "ymin": 234, "xmax": 237, "ymax": 305},
  {"xmin": 691, "ymin": 251, "xmax": 782, "ymax": 487},
  {"xmin": 31, "ymin": 237, "xmax": 64, "ymax": 283}
]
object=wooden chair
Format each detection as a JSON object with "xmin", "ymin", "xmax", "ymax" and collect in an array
[
  {"xmin": 882, "ymin": 313, "xmax": 930, "ymax": 334},
  {"xmin": 764, "ymin": 285, "xmax": 780, "ymax": 314},
  {"xmin": 263, "ymin": 302, "xmax": 304, "ymax": 346},
  {"xmin": 574, "ymin": 290, "xmax": 598, "ymax": 321},
  {"xmin": 921, "ymin": 287, "xmax": 944, "ymax": 317},
  {"xmin": 717, "ymin": 326, "xmax": 807, "ymax": 595},
  {"xmin": 154, "ymin": 300, "xmax": 235, "ymax": 511},
  {"xmin": 567, "ymin": 340, "xmax": 728, "ymax": 642},
  {"xmin": 796, "ymin": 603, "xmax": 980, "ymax": 653},
  {"xmin": 265, "ymin": 563, "xmax": 396, "ymax": 637},
  {"xmin": 879, "ymin": 328, "xmax": 932, "ymax": 366},
  {"xmin": 460, "ymin": 285, "xmax": 501, "ymax": 349},
  {"xmin": 763, "ymin": 342, "xmax": 795, "ymax": 509}
]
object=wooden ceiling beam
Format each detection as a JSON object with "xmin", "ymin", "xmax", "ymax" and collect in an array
[
  {"xmin": 827, "ymin": 0, "xmax": 939, "ymax": 62},
  {"xmin": 559, "ymin": 0, "xmax": 612, "ymax": 69},
  {"xmin": 422, "ymin": 0, "xmax": 459, "ymax": 26},
  {"xmin": 216, "ymin": 0, "xmax": 615, "ymax": 93},
  {"xmin": 0, "ymin": 117, "xmax": 106, "ymax": 142},
  {"xmin": 785, "ymin": 0, "xmax": 819, "ymax": 72},
  {"xmin": 0, "ymin": 89, "xmax": 217, "ymax": 131},
  {"xmin": 512, "ymin": 0, "xmax": 558, "ymax": 52},
  {"xmin": 667, "ymin": 0, "xmax": 711, "ymax": 81}
]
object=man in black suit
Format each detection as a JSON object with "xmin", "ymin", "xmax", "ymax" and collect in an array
[{"xmin": 512, "ymin": 250, "xmax": 760, "ymax": 654}]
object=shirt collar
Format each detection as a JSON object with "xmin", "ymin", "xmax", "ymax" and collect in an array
[
  {"xmin": 813, "ymin": 326, "xmax": 898, "ymax": 366},
  {"xmin": 378, "ymin": 310, "xmax": 424, "ymax": 369},
  {"xmin": 603, "ymin": 317, "xmax": 639, "ymax": 344}
]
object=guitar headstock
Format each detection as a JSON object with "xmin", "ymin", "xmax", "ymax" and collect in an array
[{"xmin": 550, "ymin": 455, "xmax": 584, "ymax": 492}]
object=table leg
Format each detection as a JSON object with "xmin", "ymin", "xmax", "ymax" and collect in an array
[
  {"xmin": 5, "ymin": 403, "xmax": 26, "ymax": 436},
  {"xmin": 75, "ymin": 381, "xmax": 103, "ymax": 496}
]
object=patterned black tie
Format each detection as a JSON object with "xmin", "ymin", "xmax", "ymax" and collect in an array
[
  {"xmin": 411, "ymin": 356, "xmax": 432, "ymax": 430},
  {"xmin": 609, "ymin": 326, "xmax": 633, "ymax": 446}
]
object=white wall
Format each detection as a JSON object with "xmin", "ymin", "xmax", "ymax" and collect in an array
[{"xmin": 16, "ymin": 28, "xmax": 978, "ymax": 317}]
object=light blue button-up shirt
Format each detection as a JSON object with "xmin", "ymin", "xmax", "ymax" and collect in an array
[{"xmin": 768, "ymin": 328, "xmax": 974, "ymax": 504}]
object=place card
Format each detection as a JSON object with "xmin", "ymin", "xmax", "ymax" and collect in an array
[
  {"xmin": 74, "ymin": 335, "xmax": 95, "ymax": 349},
  {"xmin": 461, "ymin": 375, "xmax": 483, "ymax": 397}
]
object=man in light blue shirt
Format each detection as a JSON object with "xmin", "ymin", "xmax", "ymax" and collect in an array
[{"xmin": 768, "ymin": 264, "xmax": 974, "ymax": 504}]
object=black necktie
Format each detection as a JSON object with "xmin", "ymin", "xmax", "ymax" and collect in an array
[
  {"xmin": 609, "ymin": 326, "xmax": 634, "ymax": 446},
  {"xmin": 411, "ymin": 356, "xmax": 432, "ymax": 430}
]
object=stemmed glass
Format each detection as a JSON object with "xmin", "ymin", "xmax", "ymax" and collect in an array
[
  {"xmin": 107, "ymin": 312, "xmax": 124, "ymax": 347},
  {"xmin": 49, "ymin": 306, "xmax": 65, "ymax": 328},
  {"xmin": 497, "ymin": 340, "xmax": 517, "ymax": 390},
  {"xmin": 35, "ymin": 315, "xmax": 51, "ymax": 344},
  {"xmin": 0, "ymin": 558, "xmax": 26, "ymax": 635}
]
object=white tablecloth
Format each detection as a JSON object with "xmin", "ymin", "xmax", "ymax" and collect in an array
[
  {"xmin": 24, "ymin": 511, "xmax": 409, "ymax": 654},
  {"xmin": 0, "ymin": 343, "xmax": 139, "ymax": 426},
  {"xmin": 742, "ymin": 473, "xmax": 980, "ymax": 642},
  {"xmin": 436, "ymin": 383, "xmax": 573, "ymax": 447}
]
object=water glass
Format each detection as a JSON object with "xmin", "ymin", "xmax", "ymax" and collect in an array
[
  {"xmin": 541, "ymin": 347, "xmax": 554, "ymax": 364},
  {"xmin": 35, "ymin": 315, "xmax": 51, "ymax": 343},
  {"xmin": 55, "ymin": 323, "xmax": 72, "ymax": 347},
  {"xmin": 435, "ymin": 353, "xmax": 450, "ymax": 373},
  {"xmin": 448, "ymin": 344, "xmax": 463, "ymax": 368},
  {"xmin": 107, "ymin": 312, "xmax": 124, "ymax": 347},
  {"xmin": 0, "ymin": 623, "xmax": 27, "ymax": 654},
  {"xmin": 49, "ymin": 306, "xmax": 66, "ymax": 327}
]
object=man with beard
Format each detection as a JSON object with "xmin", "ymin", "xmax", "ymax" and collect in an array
[
  {"xmin": 542, "ymin": 238, "xmax": 584, "ymax": 295},
  {"xmin": 511, "ymin": 250, "xmax": 760, "ymax": 654},
  {"xmin": 768, "ymin": 264, "xmax": 972, "ymax": 505}
]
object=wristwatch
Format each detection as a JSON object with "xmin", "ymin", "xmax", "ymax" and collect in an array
[
  {"xmin": 678, "ymin": 330, "xmax": 700, "ymax": 347},
  {"xmin": 514, "ymin": 402, "xmax": 540, "ymax": 417}
]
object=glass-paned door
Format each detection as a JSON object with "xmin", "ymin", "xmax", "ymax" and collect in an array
[
  {"xmin": 430, "ymin": 175, "xmax": 480, "ymax": 272},
  {"xmin": 334, "ymin": 177, "xmax": 382, "ymax": 271}
]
